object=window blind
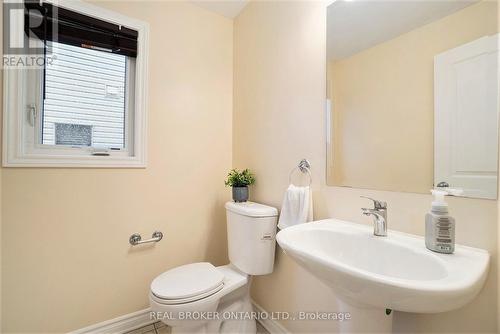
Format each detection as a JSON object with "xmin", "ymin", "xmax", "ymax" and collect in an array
[{"xmin": 24, "ymin": 0, "xmax": 138, "ymax": 57}]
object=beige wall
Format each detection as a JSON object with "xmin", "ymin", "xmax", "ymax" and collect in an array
[
  {"xmin": 1, "ymin": 1, "xmax": 233, "ymax": 332},
  {"xmin": 327, "ymin": 1, "xmax": 498, "ymax": 194},
  {"xmin": 234, "ymin": 1, "xmax": 498, "ymax": 333},
  {"xmin": 497, "ymin": 3, "xmax": 500, "ymax": 332},
  {"xmin": 0, "ymin": 1, "xmax": 3, "ymax": 331}
]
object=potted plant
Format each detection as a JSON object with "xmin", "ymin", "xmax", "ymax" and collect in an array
[{"xmin": 224, "ymin": 169, "xmax": 255, "ymax": 202}]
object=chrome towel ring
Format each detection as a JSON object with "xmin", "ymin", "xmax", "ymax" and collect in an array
[{"xmin": 289, "ymin": 159, "xmax": 312, "ymax": 186}]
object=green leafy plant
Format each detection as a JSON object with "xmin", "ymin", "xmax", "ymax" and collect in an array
[{"xmin": 224, "ymin": 169, "xmax": 256, "ymax": 187}]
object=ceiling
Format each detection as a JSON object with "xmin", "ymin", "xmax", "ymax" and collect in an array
[
  {"xmin": 190, "ymin": 0, "xmax": 249, "ymax": 18},
  {"xmin": 327, "ymin": 0, "xmax": 479, "ymax": 61}
]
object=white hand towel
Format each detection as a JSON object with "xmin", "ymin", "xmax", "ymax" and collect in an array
[{"xmin": 277, "ymin": 184, "xmax": 313, "ymax": 230}]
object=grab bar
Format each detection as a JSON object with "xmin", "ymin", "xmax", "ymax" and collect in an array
[{"xmin": 129, "ymin": 231, "xmax": 163, "ymax": 246}]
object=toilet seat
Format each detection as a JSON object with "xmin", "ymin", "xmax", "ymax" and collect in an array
[{"xmin": 151, "ymin": 262, "xmax": 225, "ymax": 305}]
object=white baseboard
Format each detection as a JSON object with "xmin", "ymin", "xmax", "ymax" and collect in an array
[
  {"xmin": 252, "ymin": 300, "xmax": 290, "ymax": 334},
  {"xmin": 70, "ymin": 308, "xmax": 154, "ymax": 334}
]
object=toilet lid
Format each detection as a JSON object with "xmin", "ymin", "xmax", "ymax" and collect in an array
[
  {"xmin": 150, "ymin": 284, "xmax": 224, "ymax": 305},
  {"xmin": 151, "ymin": 262, "xmax": 224, "ymax": 300}
]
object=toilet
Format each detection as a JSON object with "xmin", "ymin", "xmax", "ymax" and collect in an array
[{"xmin": 149, "ymin": 201, "xmax": 278, "ymax": 333}]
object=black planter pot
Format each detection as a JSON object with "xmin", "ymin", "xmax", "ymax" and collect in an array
[{"xmin": 232, "ymin": 186, "xmax": 249, "ymax": 202}]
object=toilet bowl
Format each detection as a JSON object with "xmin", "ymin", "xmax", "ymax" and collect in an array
[{"xmin": 150, "ymin": 202, "xmax": 278, "ymax": 334}]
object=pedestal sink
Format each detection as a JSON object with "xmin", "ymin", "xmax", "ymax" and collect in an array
[{"xmin": 276, "ymin": 219, "xmax": 490, "ymax": 333}]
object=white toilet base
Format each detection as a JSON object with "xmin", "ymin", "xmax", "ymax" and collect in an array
[
  {"xmin": 152, "ymin": 265, "xmax": 256, "ymax": 334},
  {"xmin": 172, "ymin": 287, "xmax": 256, "ymax": 334}
]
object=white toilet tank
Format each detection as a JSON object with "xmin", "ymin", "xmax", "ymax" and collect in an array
[{"xmin": 225, "ymin": 201, "xmax": 278, "ymax": 275}]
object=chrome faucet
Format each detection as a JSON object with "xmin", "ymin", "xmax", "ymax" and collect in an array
[{"xmin": 361, "ymin": 196, "xmax": 388, "ymax": 237}]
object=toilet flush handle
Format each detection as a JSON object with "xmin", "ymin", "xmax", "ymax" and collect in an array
[{"xmin": 261, "ymin": 233, "xmax": 274, "ymax": 241}]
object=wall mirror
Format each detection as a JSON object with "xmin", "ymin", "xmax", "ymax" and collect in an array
[{"xmin": 326, "ymin": 0, "xmax": 499, "ymax": 199}]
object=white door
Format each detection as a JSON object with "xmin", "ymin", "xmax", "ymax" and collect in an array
[{"xmin": 434, "ymin": 34, "xmax": 499, "ymax": 199}]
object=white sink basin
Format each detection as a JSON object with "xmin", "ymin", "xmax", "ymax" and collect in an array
[{"xmin": 276, "ymin": 219, "xmax": 489, "ymax": 314}]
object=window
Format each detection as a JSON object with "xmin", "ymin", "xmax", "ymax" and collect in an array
[
  {"xmin": 3, "ymin": 0, "xmax": 149, "ymax": 167},
  {"xmin": 43, "ymin": 41, "xmax": 130, "ymax": 149}
]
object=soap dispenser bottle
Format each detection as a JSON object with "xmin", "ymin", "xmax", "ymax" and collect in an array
[{"xmin": 425, "ymin": 190, "xmax": 455, "ymax": 254}]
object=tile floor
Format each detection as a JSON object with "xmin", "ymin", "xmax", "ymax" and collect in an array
[
  {"xmin": 126, "ymin": 321, "xmax": 269, "ymax": 334},
  {"xmin": 125, "ymin": 321, "xmax": 170, "ymax": 334}
]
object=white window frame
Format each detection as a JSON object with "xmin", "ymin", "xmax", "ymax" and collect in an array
[{"xmin": 3, "ymin": 0, "xmax": 149, "ymax": 168}]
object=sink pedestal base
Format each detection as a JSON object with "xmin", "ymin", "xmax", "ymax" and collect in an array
[{"xmin": 336, "ymin": 299, "xmax": 393, "ymax": 333}]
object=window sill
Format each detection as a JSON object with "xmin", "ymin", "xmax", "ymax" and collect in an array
[{"xmin": 2, "ymin": 154, "xmax": 146, "ymax": 168}]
